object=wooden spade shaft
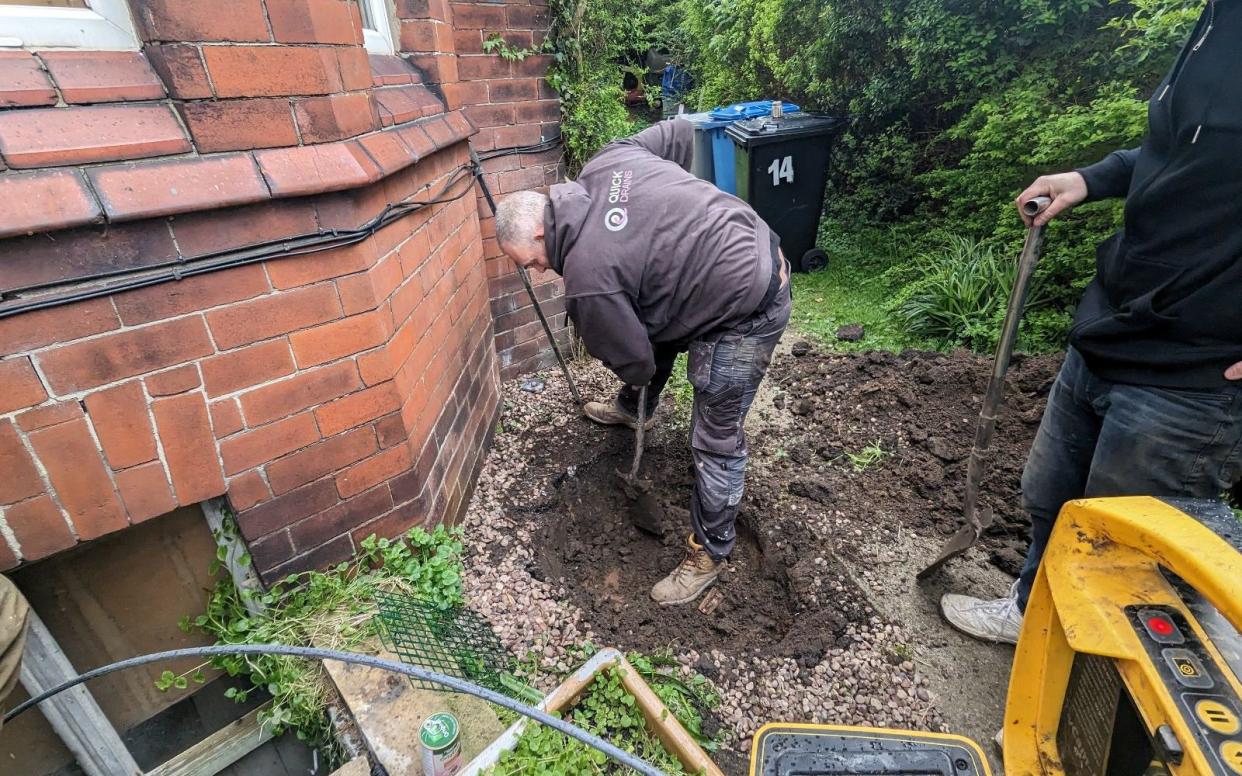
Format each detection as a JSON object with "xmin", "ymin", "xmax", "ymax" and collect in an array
[{"xmin": 918, "ymin": 198, "xmax": 1049, "ymax": 579}]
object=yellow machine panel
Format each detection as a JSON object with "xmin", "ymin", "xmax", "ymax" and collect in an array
[{"xmin": 1004, "ymin": 497, "xmax": 1241, "ymax": 776}]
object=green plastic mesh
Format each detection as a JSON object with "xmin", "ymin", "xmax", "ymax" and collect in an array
[{"xmin": 374, "ymin": 591, "xmax": 515, "ymax": 695}]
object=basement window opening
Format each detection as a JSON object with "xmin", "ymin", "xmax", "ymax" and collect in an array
[{"xmin": 3, "ymin": 504, "xmax": 314, "ymax": 775}]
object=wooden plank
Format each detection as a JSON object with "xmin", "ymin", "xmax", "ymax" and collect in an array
[
  {"xmin": 19, "ymin": 609, "xmax": 142, "ymax": 776},
  {"xmin": 200, "ymin": 498, "xmax": 265, "ymax": 618},
  {"xmin": 146, "ymin": 702, "xmax": 274, "ymax": 776}
]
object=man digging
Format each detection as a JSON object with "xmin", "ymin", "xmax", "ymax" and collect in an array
[{"xmin": 495, "ymin": 119, "xmax": 791, "ymax": 606}]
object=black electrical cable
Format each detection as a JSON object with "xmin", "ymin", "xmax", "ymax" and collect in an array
[
  {"xmin": 0, "ymin": 136, "xmax": 564, "ymax": 320},
  {"xmin": 5, "ymin": 644, "xmax": 670, "ymax": 776},
  {"xmin": 476, "ymin": 136, "xmax": 562, "ymax": 162},
  {"xmin": 0, "ymin": 164, "xmax": 479, "ymax": 318}
]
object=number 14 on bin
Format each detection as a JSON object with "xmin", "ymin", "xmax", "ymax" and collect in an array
[{"xmin": 768, "ymin": 155, "xmax": 794, "ymax": 186}]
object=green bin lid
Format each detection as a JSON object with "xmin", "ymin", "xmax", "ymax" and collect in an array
[
  {"xmin": 725, "ymin": 114, "xmax": 844, "ymax": 148},
  {"xmin": 419, "ymin": 712, "xmax": 459, "ymax": 751}
]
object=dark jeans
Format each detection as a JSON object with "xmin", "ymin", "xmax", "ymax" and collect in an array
[
  {"xmin": 1016, "ymin": 347, "xmax": 1242, "ymax": 609},
  {"xmin": 617, "ymin": 286, "xmax": 792, "ymax": 560}
]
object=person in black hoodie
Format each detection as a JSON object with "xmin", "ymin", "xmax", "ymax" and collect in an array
[{"xmin": 940, "ymin": 0, "xmax": 1242, "ymax": 645}]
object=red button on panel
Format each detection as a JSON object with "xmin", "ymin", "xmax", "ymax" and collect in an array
[
  {"xmin": 1149, "ymin": 617, "xmax": 1175, "ymax": 636},
  {"xmin": 1139, "ymin": 608, "xmax": 1186, "ymax": 645}
]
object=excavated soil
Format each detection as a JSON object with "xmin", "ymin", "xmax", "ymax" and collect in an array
[
  {"xmin": 533, "ymin": 439, "xmax": 858, "ymax": 662},
  {"xmin": 463, "ymin": 344, "xmax": 1063, "ymax": 771},
  {"xmin": 761, "ymin": 346, "xmax": 1062, "ymax": 577},
  {"xmin": 516, "ymin": 346, "xmax": 1060, "ymax": 655}
]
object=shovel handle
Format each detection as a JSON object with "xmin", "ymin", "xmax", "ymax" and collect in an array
[
  {"xmin": 961, "ymin": 222, "xmax": 1045, "ymax": 530},
  {"xmin": 629, "ymin": 385, "xmax": 647, "ymax": 479},
  {"xmin": 1021, "ymin": 196, "xmax": 1052, "ymax": 217}
]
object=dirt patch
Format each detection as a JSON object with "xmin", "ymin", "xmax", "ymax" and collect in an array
[
  {"xmin": 760, "ymin": 346, "xmax": 1061, "ymax": 575},
  {"xmin": 462, "ymin": 344, "xmax": 1063, "ymax": 772},
  {"xmin": 531, "ymin": 440, "xmax": 859, "ymax": 659}
]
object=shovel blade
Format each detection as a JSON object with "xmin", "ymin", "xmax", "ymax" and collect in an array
[
  {"xmin": 916, "ymin": 506, "xmax": 993, "ymax": 580},
  {"xmin": 616, "ymin": 470, "xmax": 666, "ymax": 537}
]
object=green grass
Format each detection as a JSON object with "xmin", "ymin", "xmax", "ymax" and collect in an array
[{"xmin": 789, "ymin": 227, "xmax": 928, "ymax": 353}]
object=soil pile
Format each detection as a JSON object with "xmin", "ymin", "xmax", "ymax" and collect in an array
[
  {"xmin": 460, "ymin": 347, "xmax": 1062, "ymax": 767},
  {"xmin": 763, "ymin": 347, "xmax": 1061, "ymax": 575}
]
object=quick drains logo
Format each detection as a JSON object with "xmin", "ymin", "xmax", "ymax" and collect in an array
[{"xmin": 605, "ymin": 169, "xmax": 633, "ymax": 232}]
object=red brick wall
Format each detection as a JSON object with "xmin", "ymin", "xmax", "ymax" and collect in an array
[
  {"xmin": 0, "ymin": 0, "xmax": 566, "ymax": 577},
  {"xmin": 449, "ymin": 0, "xmax": 572, "ymax": 379},
  {"xmin": 0, "ymin": 146, "xmax": 499, "ymax": 582},
  {"xmin": 0, "ymin": 0, "xmax": 513, "ymax": 580}
]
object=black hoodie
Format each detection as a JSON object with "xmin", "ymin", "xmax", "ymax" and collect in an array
[{"xmin": 1070, "ymin": 0, "xmax": 1242, "ymax": 389}]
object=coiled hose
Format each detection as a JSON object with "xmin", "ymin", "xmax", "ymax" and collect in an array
[{"xmin": 4, "ymin": 644, "xmax": 669, "ymax": 776}]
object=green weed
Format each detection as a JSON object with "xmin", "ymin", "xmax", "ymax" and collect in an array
[
  {"xmin": 846, "ymin": 440, "xmax": 890, "ymax": 472},
  {"xmin": 489, "ymin": 646, "xmax": 720, "ymax": 775},
  {"xmin": 662, "ymin": 353, "xmax": 695, "ymax": 425},
  {"xmin": 167, "ymin": 514, "xmax": 466, "ymax": 764}
]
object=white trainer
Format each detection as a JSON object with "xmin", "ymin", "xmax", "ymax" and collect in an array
[{"xmin": 939, "ymin": 581, "xmax": 1023, "ymax": 645}]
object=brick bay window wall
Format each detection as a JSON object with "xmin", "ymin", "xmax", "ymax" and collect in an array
[
  {"xmin": 0, "ymin": 0, "xmax": 516, "ymax": 583},
  {"xmin": 439, "ymin": 0, "xmax": 570, "ymax": 379}
]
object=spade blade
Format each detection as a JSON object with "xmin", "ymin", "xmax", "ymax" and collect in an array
[
  {"xmin": 616, "ymin": 470, "xmax": 666, "ymax": 537},
  {"xmin": 917, "ymin": 506, "xmax": 993, "ymax": 580}
]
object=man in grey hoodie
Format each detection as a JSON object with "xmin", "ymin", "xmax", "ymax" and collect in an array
[{"xmin": 495, "ymin": 118, "xmax": 791, "ymax": 605}]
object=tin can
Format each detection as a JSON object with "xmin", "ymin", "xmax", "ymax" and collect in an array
[{"xmin": 419, "ymin": 712, "xmax": 462, "ymax": 776}]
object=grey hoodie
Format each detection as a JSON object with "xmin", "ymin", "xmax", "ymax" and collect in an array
[{"xmin": 544, "ymin": 119, "xmax": 776, "ymax": 386}]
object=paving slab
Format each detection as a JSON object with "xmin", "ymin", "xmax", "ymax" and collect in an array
[{"xmin": 323, "ymin": 641, "xmax": 508, "ymax": 774}]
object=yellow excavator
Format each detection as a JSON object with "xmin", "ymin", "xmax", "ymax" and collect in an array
[{"xmin": 748, "ymin": 496, "xmax": 1242, "ymax": 776}]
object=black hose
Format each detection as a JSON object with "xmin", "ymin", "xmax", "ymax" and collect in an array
[{"xmin": 4, "ymin": 644, "xmax": 668, "ymax": 776}]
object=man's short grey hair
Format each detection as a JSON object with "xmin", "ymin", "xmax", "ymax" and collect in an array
[{"xmin": 495, "ymin": 190, "xmax": 549, "ymax": 249}]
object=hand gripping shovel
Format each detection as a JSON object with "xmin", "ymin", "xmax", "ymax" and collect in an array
[
  {"xmin": 616, "ymin": 386, "xmax": 666, "ymax": 537},
  {"xmin": 918, "ymin": 197, "xmax": 1050, "ymax": 580}
]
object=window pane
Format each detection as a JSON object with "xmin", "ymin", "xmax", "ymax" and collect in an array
[
  {"xmin": 0, "ymin": 0, "xmax": 88, "ymax": 6},
  {"xmin": 358, "ymin": 0, "xmax": 376, "ymax": 30}
]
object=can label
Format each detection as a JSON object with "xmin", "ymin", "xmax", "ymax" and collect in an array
[{"xmin": 419, "ymin": 712, "xmax": 462, "ymax": 776}]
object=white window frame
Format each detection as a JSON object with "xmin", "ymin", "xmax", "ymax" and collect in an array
[
  {"xmin": 359, "ymin": 0, "xmax": 394, "ymax": 55},
  {"xmin": 0, "ymin": 0, "xmax": 139, "ymax": 50}
]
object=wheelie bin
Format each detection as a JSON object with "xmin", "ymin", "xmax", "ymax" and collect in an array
[
  {"xmin": 705, "ymin": 100, "xmax": 798, "ymax": 195},
  {"xmin": 726, "ymin": 112, "xmax": 843, "ymax": 272}
]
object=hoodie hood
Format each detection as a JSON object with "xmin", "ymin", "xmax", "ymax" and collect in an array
[{"xmin": 545, "ymin": 181, "xmax": 591, "ymax": 275}]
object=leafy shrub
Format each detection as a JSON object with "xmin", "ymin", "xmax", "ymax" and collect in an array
[
  {"xmin": 662, "ymin": 0, "xmax": 1199, "ymax": 353},
  {"xmin": 168, "ymin": 519, "xmax": 466, "ymax": 764},
  {"xmin": 545, "ymin": 0, "xmax": 655, "ymax": 173},
  {"xmin": 889, "ymin": 235, "xmax": 1050, "ymax": 351}
]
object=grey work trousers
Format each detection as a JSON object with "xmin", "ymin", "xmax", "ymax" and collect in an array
[{"xmin": 618, "ymin": 285, "xmax": 791, "ymax": 559}]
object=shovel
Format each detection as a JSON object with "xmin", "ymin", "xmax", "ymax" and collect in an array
[
  {"xmin": 616, "ymin": 386, "xmax": 666, "ymax": 537},
  {"xmin": 917, "ymin": 196, "xmax": 1050, "ymax": 580}
]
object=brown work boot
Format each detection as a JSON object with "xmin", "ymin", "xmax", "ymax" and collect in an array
[
  {"xmin": 651, "ymin": 535, "xmax": 722, "ymax": 605},
  {"xmin": 582, "ymin": 399, "xmax": 656, "ymax": 431}
]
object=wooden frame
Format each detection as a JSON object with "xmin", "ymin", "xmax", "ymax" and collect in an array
[
  {"xmin": 0, "ymin": 0, "xmax": 140, "ymax": 50},
  {"xmin": 461, "ymin": 647, "xmax": 725, "ymax": 776},
  {"xmin": 19, "ymin": 609, "xmax": 142, "ymax": 776}
]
